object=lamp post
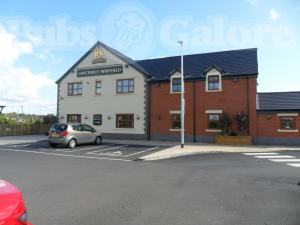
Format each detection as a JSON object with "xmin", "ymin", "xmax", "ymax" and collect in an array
[{"xmin": 178, "ymin": 40, "xmax": 185, "ymax": 148}]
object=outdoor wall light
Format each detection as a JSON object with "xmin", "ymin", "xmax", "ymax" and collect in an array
[
  {"xmin": 85, "ymin": 115, "xmax": 89, "ymax": 119},
  {"xmin": 60, "ymin": 115, "xmax": 64, "ymax": 120},
  {"xmin": 267, "ymin": 115, "xmax": 271, "ymax": 120},
  {"xmin": 107, "ymin": 115, "xmax": 111, "ymax": 120},
  {"xmin": 136, "ymin": 115, "xmax": 140, "ymax": 120}
]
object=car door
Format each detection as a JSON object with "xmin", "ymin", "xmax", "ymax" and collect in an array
[
  {"xmin": 81, "ymin": 124, "xmax": 96, "ymax": 143},
  {"xmin": 71, "ymin": 124, "xmax": 86, "ymax": 144}
]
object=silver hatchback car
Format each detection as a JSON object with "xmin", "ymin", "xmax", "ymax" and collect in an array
[{"xmin": 48, "ymin": 123, "xmax": 102, "ymax": 149}]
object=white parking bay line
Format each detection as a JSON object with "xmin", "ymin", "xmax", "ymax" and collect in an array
[
  {"xmin": 269, "ymin": 159, "xmax": 300, "ymax": 162},
  {"xmin": 0, "ymin": 148, "xmax": 131, "ymax": 162},
  {"xmin": 125, "ymin": 146, "xmax": 160, "ymax": 157},
  {"xmin": 87, "ymin": 145, "xmax": 128, "ymax": 154},
  {"xmin": 243, "ymin": 152, "xmax": 278, "ymax": 155},
  {"xmin": 287, "ymin": 163, "xmax": 300, "ymax": 167},
  {"xmin": 255, "ymin": 155, "xmax": 295, "ymax": 159}
]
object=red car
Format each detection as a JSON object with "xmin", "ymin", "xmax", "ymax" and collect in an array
[{"xmin": 0, "ymin": 180, "xmax": 33, "ymax": 225}]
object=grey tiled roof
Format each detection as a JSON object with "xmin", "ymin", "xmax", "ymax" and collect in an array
[
  {"xmin": 56, "ymin": 41, "xmax": 150, "ymax": 83},
  {"xmin": 257, "ymin": 92, "xmax": 300, "ymax": 111},
  {"xmin": 136, "ymin": 48, "xmax": 258, "ymax": 81}
]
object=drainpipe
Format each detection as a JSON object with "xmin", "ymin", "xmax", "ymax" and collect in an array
[
  {"xmin": 246, "ymin": 77, "xmax": 250, "ymax": 135},
  {"xmin": 147, "ymin": 80, "xmax": 151, "ymax": 140},
  {"xmin": 193, "ymin": 79, "xmax": 196, "ymax": 142}
]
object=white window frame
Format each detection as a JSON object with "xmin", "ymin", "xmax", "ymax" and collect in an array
[
  {"xmin": 170, "ymin": 73, "xmax": 182, "ymax": 94},
  {"xmin": 277, "ymin": 113, "xmax": 298, "ymax": 132},
  {"xmin": 206, "ymin": 73, "xmax": 222, "ymax": 92},
  {"xmin": 205, "ymin": 109, "xmax": 223, "ymax": 132},
  {"xmin": 95, "ymin": 80, "xmax": 102, "ymax": 95}
]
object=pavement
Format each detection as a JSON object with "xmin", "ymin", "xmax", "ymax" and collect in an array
[{"xmin": 0, "ymin": 144, "xmax": 299, "ymax": 225}]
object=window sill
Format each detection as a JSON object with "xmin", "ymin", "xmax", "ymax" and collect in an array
[
  {"xmin": 205, "ymin": 90, "xmax": 222, "ymax": 92},
  {"xmin": 66, "ymin": 95, "xmax": 83, "ymax": 97},
  {"xmin": 169, "ymin": 129, "xmax": 185, "ymax": 132},
  {"xmin": 205, "ymin": 129, "xmax": 222, "ymax": 132},
  {"xmin": 277, "ymin": 129, "xmax": 298, "ymax": 133},
  {"xmin": 115, "ymin": 92, "xmax": 135, "ymax": 96}
]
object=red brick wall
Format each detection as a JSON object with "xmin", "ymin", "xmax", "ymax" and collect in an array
[
  {"xmin": 149, "ymin": 77, "xmax": 257, "ymax": 140},
  {"xmin": 257, "ymin": 113, "xmax": 300, "ymax": 137}
]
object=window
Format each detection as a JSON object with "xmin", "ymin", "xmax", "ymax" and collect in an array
[
  {"xmin": 67, "ymin": 114, "xmax": 81, "ymax": 123},
  {"xmin": 68, "ymin": 82, "xmax": 82, "ymax": 96},
  {"xmin": 280, "ymin": 117, "xmax": 296, "ymax": 130},
  {"xmin": 81, "ymin": 124, "xmax": 95, "ymax": 132},
  {"xmin": 71, "ymin": 124, "xmax": 83, "ymax": 131},
  {"xmin": 116, "ymin": 79, "xmax": 134, "ymax": 93},
  {"xmin": 95, "ymin": 81, "xmax": 101, "ymax": 95},
  {"xmin": 171, "ymin": 78, "xmax": 181, "ymax": 93},
  {"xmin": 208, "ymin": 114, "xmax": 221, "ymax": 129},
  {"xmin": 171, "ymin": 114, "xmax": 181, "ymax": 129},
  {"xmin": 116, "ymin": 114, "xmax": 134, "ymax": 128},
  {"xmin": 93, "ymin": 114, "xmax": 102, "ymax": 126},
  {"xmin": 207, "ymin": 75, "xmax": 220, "ymax": 91}
]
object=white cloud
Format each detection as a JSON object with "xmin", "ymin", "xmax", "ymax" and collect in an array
[
  {"xmin": 0, "ymin": 26, "xmax": 32, "ymax": 67},
  {"xmin": 269, "ymin": 9, "xmax": 280, "ymax": 21},
  {"xmin": 0, "ymin": 28, "xmax": 56, "ymax": 114}
]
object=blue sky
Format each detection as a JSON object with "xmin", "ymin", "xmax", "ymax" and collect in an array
[{"xmin": 0, "ymin": 0, "xmax": 299, "ymax": 114}]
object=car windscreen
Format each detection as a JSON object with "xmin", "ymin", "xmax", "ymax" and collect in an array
[{"xmin": 50, "ymin": 124, "xmax": 68, "ymax": 132}]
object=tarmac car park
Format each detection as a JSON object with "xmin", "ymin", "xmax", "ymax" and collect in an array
[{"xmin": 0, "ymin": 140, "xmax": 164, "ymax": 162}]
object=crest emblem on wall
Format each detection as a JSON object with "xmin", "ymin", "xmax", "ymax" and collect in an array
[{"xmin": 92, "ymin": 48, "xmax": 106, "ymax": 63}]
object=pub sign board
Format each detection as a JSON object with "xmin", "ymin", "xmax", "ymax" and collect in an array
[{"xmin": 77, "ymin": 65, "xmax": 123, "ymax": 77}]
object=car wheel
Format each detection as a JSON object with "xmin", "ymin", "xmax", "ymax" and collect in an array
[
  {"xmin": 68, "ymin": 139, "xmax": 76, "ymax": 149},
  {"xmin": 95, "ymin": 136, "xmax": 102, "ymax": 145},
  {"xmin": 49, "ymin": 143, "xmax": 57, "ymax": 148}
]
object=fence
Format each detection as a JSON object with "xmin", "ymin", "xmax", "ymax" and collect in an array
[{"xmin": 0, "ymin": 124, "xmax": 51, "ymax": 136}]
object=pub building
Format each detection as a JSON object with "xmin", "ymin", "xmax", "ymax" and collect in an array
[{"xmin": 56, "ymin": 41, "xmax": 300, "ymax": 145}]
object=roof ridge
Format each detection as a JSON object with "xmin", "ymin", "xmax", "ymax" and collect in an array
[{"xmin": 258, "ymin": 91, "xmax": 300, "ymax": 94}]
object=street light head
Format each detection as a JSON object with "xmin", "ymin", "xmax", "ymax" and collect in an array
[{"xmin": 178, "ymin": 40, "xmax": 183, "ymax": 45}]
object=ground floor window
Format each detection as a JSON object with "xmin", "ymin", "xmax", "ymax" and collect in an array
[
  {"xmin": 171, "ymin": 114, "xmax": 181, "ymax": 129},
  {"xmin": 93, "ymin": 114, "xmax": 102, "ymax": 126},
  {"xmin": 280, "ymin": 116, "xmax": 296, "ymax": 129},
  {"xmin": 116, "ymin": 114, "xmax": 134, "ymax": 128},
  {"xmin": 67, "ymin": 114, "xmax": 81, "ymax": 123},
  {"xmin": 208, "ymin": 114, "xmax": 221, "ymax": 129}
]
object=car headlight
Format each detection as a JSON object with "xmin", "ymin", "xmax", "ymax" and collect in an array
[{"xmin": 19, "ymin": 212, "xmax": 28, "ymax": 223}]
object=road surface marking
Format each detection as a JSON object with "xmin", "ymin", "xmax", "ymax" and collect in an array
[
  {"xmin": 87, "ymin": 145, "xmax": 128, "ymax": 154},
  {"xmin": 0, "ymin": 148, "xmax": 131, "ymax": 162},
  {"xmin": 269, "ymin": 159, "xmax": 300, "ymax": 162},
  {"xmin": 287, "ymin": 163, "xmax": 300, "ymax": 167},
  {"xmin": 254, "ymin": 155, "xmax": 295, "ymax": 159},
  {"xmin": 125, "ymin": 146, "xmax": 160, "ymax": 157},
  {"xmin": 243, "ymin": 153, "xmax": 278, "ymax": 155}
]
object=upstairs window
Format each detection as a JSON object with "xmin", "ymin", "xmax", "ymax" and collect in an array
[
  {"xmin": 280, "ymin": 117, "xmax": 296, "ymax": 130},
  {"xmin": 207, "ymin": 75, "xmax": 220, "ymax": 91},
  {"xmin": 171, "ymin": 78, "xmax": 181, "ymax": 93},
  {"xmin": 95, "ymin": 81, "xmax": 101, "ymax": 95},
  {"xmin": 116, "ymin": 79, "xmax": 134, "ymax": 93},
  {"xmin": 68, "ymin": 82, "xmax": 82, "ymax": 96}
]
